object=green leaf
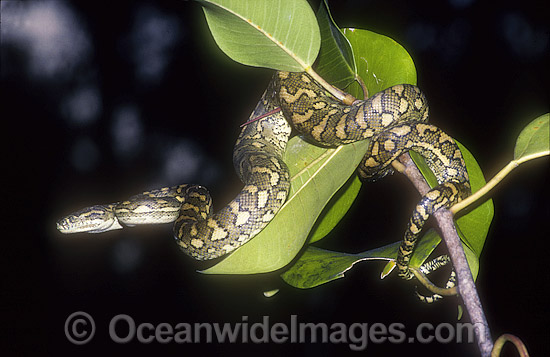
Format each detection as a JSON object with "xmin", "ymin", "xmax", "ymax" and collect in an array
[
  {"xmin": 307, "ymin": 175, "xmax": 362, "ymax": 243},
  {"xmin": 314, "ymin": 0, "xmax": 356, "ymax": 88},
  {"xmin": 409, "ymin": 151, "xmax": 438, "ymax": 188},
  {"xmin": 514, "ymin": 113, "xmax": 550, "ymax": 161},
  {"xmin": 462, "ymin": 243, "xmax": 479, "ymax": 281},
  {"xmin": 304, "ymin": 28, "xmax": 419, "ymax": 244},
  {"xmin": 281, "ymin": 230, "xmax": 441, "ymax": 289},
  {"xmin": 281, "ymin": 245, "xmax": 394, "ymax": 289},
  {"xmin": 263, "ymin": 289, "xmax": 279, "ymax": 297},
  {"xmin": 199, "ymin": 0, "xmax": 320, "ymax": 71},
  {"xmin": 453, "ymin": 142, "xmax": 494, "ymax": 259},
  {"xmin": 408, "ymin": 230, "xmax": 442, "ymax": 267},
  {"xmin": 343, "ymin": 28, "xmax": 417, "ymax": 98},
  {"xmin": 201, "ymin": 136, "xmax": 369, "ymax": 274}
]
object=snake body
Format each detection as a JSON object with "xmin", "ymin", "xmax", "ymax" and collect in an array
[
  {"xmin": 57, "ymin": 83, "xmax": 291, "ymax": 260},
  {"xmin": 173, "ymin": 84, "xmax": 291, "ymax": 259},
  {"xmin": 58, "ymin": 71, "xmax": 470, "ymax": 280},
  {"xmin": 275, "ymin": 71, "xmax": 470, "ymax": 279}
]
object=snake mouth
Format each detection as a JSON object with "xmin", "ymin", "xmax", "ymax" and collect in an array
[
  {"xmin": 56, "ymin": 217, "xmax": 93, "ymax": 234},
  {"xmin": 56, "ymin": 216, "xmax": 102, "ymax": 233},
  {"xmin": 56, "ymin": 216, "xmax": 124, "ymax": 234}
]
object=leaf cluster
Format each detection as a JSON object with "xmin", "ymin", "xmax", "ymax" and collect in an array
[{"xmin": 197, "ymin": 0, "xmax": 548, "ymax": 296}]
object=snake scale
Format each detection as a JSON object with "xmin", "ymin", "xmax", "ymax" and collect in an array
[{"xmin": 57, "ymin": 71, "xmax": 470, "ymax": 283}]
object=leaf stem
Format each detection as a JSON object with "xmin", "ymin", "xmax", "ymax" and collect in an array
[
  {"xmin": 305, "ymin": 67, "xmax": 356, "ymax": 105},
  {"xmin": 516, "ymin": 150, "xmax": 550, "ymax": 164},
  {"xmin": 451, "ymin": 151, "xmax": 549, "ymax": 214},
  {"xmin": 491, "ymin": 334, "xmax": 530, "ymax": 357},
  {"xmin": 355, "ymin": 73, "xmax": 369, "ymax": 99}
]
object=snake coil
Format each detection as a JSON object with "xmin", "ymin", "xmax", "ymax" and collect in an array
[{"xmin": 57, "ymin": 71, "xmax": 470, "ymax": 289}]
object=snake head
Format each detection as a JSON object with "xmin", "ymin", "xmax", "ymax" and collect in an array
[{"xmin": 56, "ymin": 204, "xmax": 123, "ymax": 234}]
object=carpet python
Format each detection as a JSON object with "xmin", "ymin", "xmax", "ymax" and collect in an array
[
  {"xmin": 274, "ymin": 71, "xmax": 471, "ymax": 281},
  {"xmin": 57, "ymin": 71, "xmax": 470, "ymax": 286},
  {"xmin": 57, "ymin": 81, "xmax": 292, "ymax": 260}
]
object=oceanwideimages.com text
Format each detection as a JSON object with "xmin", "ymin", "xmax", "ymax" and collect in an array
[{"xmin": 65, "ymin": 312, "xmax": 486, "ymax": 350}]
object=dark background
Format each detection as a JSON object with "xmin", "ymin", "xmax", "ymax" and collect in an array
[{"xmin": 2, "ymin": 0, "xmax": 548, "ymax": 355}]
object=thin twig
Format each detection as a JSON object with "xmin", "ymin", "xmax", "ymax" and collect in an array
[
  {"xmin": 491, "ymin": 334, "xmax": 530, "ymax": 357},
  {"xmin": 411, "ymin": 268, "xmax": 458, "ymax": 296},
  {"xmin": 396, "ymin": 153, "xmax": 494, "ymax": 356},
  {"xmin": 451, "ymin": 151, "xmax": 549, "ymax": 214}
]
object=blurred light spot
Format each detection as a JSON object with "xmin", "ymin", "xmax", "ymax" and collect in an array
[
  {"xmin": 406, "ymin": 22, "xmax": 437, "ymax": 51},
  {"xmin": 449, "ymin": 0, "xmax": 475, "ymax": 9},
  {"xmin": 70, "ymin": 136, "xmax": 100, "ymax": 172},
  {"xmin": 130, "ymin": 5, "xmax": 181, "ymax": 84},
  {"xmin": 1, "ymin": 1, "xmax": 91, "ymax": 79},
  {"xmin": 147, "ymin": 135, "xmax": 220, "ymax": 189},
  {"xmin": 163, "ymin": 140, "xmax": 202, "ymax": 183},
  {"xmin": 111, "ymin": 238, "xmax": 143, "ymax": 275},
  {"xmin": 111, "ymin": 105, "xmax": 143, "ymax": 160},
  {"xmin": 501, "ymin": 13, "xmax": 548, "ymax": 59},
  {"xmin": 62, "ymin": 85, "xmax": 102, "ymax": 126}
]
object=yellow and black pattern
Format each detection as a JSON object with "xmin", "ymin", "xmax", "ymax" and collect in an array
[
  {"xmin": 56, "ymin": 185, "xmax": 189, "ymax": 233},
  {"xmin": 57, "ymin": 87, "xmax": 292, "ymax": 260},
  {"xmin": 173, "ymin": 86, "xmax": 292, "ymax": 259},
  {"xmin": 57, "ymin": 71, "xmax": 470, "ymax": 280},
  {"xmin": 416, "ymin": 255, "xmax": 457, "ymax": 303},
  {"xmin": 274, "ymin": 71, "xmax": 470, "ymax": 280}
]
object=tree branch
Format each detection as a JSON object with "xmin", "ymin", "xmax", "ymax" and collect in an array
[{"xmin": 395, "ymin": 153, "xmax": 494, "ymax": 356}]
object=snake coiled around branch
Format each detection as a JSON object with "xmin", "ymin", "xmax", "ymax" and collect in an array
[{"xmin": 57, "ymin": 71, "xmax": 470, "ymax": 282}]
